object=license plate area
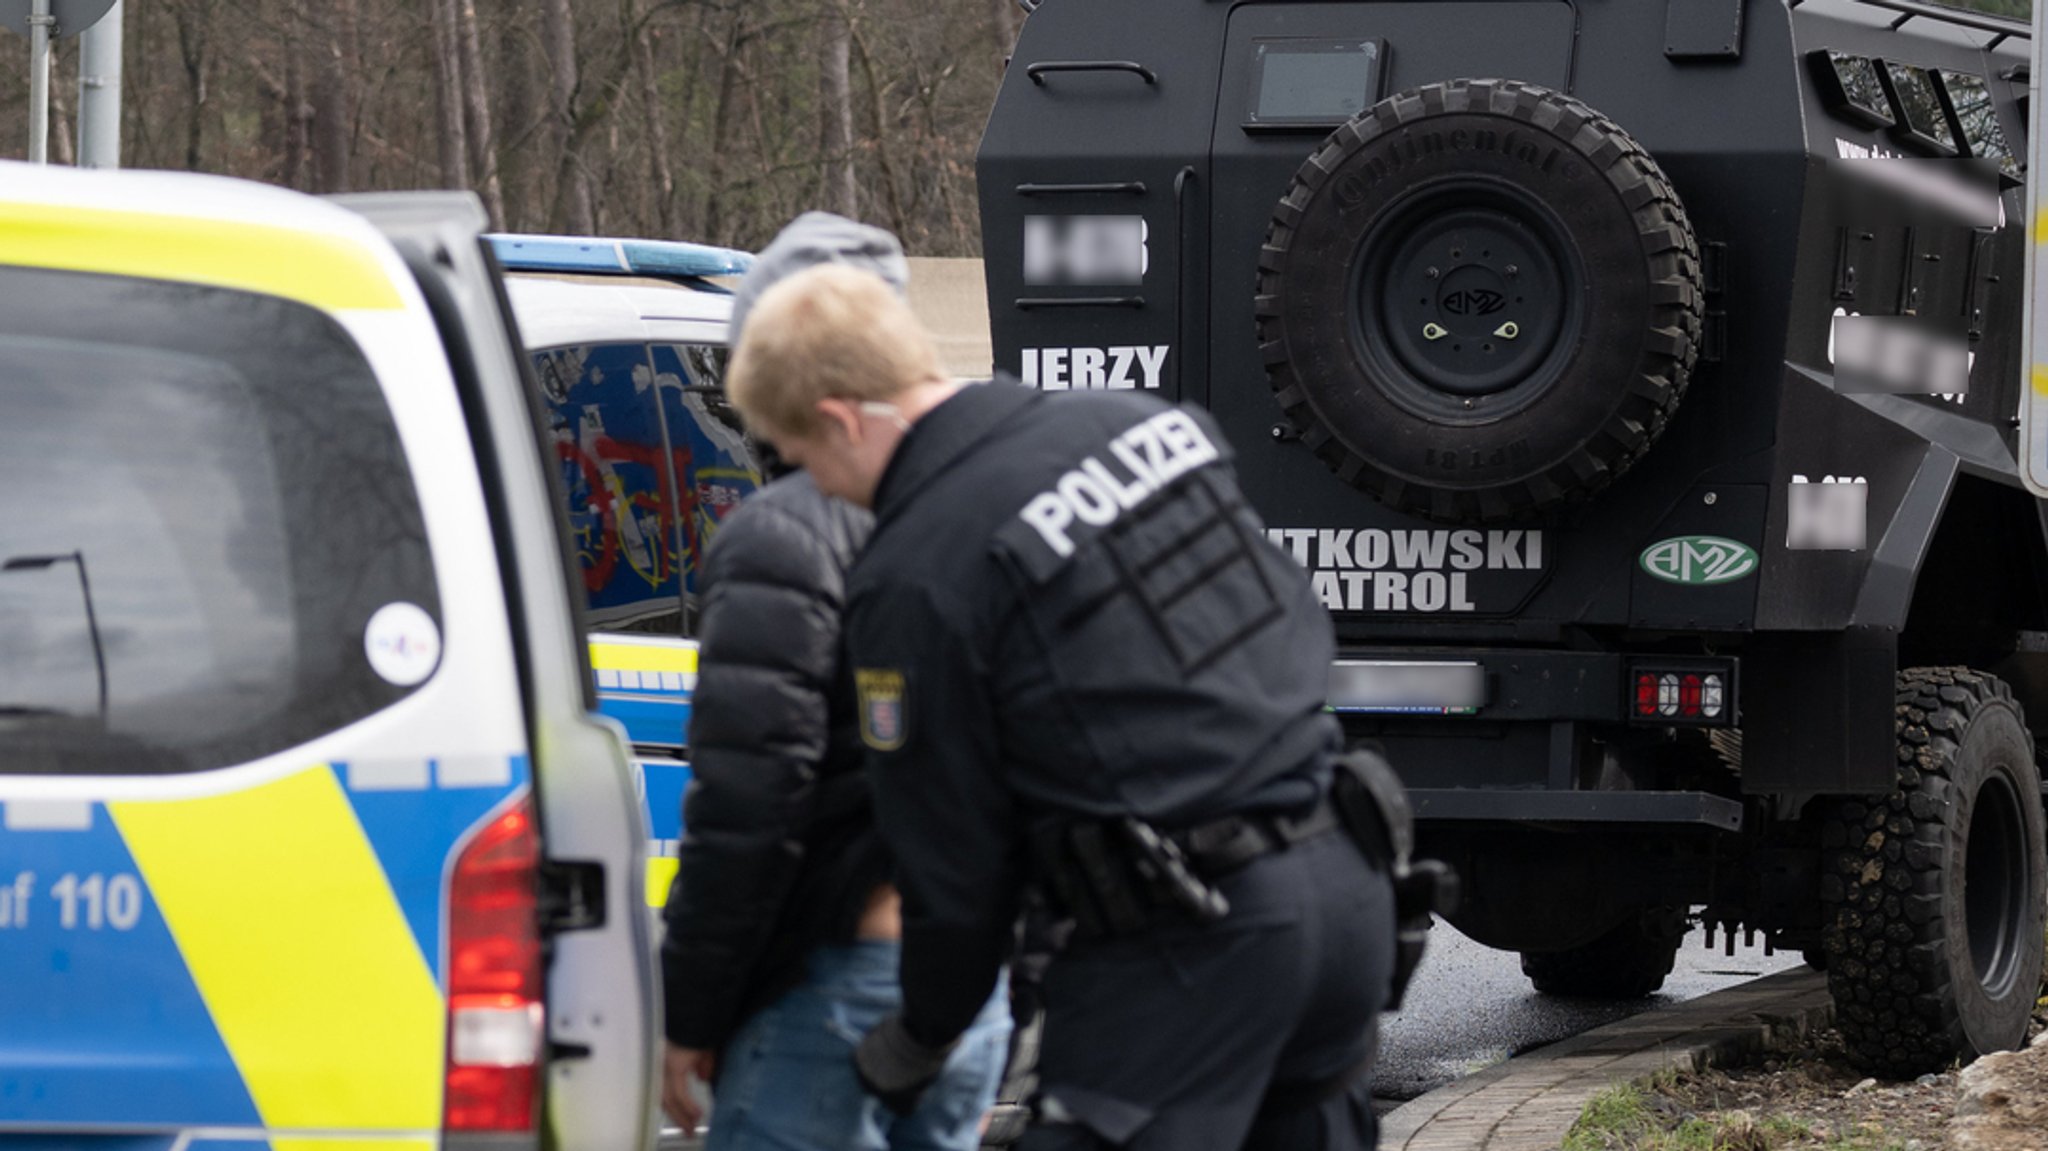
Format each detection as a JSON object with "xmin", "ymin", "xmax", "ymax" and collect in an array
[{"xmin": 1328, "ymin": 659, "xmax": 1485, "ymax": 715}]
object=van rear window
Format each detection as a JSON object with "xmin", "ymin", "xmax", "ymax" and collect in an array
[{"xmin": 0, "ymin": 268, "xmax": 440, "ymax": 775}]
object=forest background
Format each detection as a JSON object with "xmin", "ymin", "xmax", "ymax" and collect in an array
[{"xmin": 0, "ymin": 0, "xmax": 2033, "ymax": 257}]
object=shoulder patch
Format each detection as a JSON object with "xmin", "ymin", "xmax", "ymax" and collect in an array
[{"xmin": 856, "ymin": 667, "xmax": 908, "ymax": 752}]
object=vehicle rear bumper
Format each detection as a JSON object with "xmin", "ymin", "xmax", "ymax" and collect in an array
[{"xmin": 1408, "ymin": 787, "xmax": 1743, "ymax": 831}]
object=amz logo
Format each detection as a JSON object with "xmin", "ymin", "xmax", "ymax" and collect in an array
[
  {"xmin": 1639, "ymin": 536, "xmax": 1759, "ymax": 586},
  {"xmin": 1442, "ymin": 289, "xmax": 1506, "ymax": 316}
]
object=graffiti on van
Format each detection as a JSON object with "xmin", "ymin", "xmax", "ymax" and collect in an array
[{"xmin": 535, "ymin": 343, "xmax": 760, "ymax": 633}]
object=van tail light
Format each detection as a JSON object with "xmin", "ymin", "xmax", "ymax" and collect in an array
[
  {"xmin": 1626, "ymin": 660, "xmax": 1736, "ymax": 726},
  {"xmin": 444, "ymin": 794, "xmax": 544, "ymax": 1134}
]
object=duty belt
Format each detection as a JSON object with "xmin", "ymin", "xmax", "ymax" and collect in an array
[
  {"xmin": 1170, "ymin": 797, "xmax": 1343, "ymax": 879},
  {"xmin": 1031, "ymin": 798, "xmax": 1342, "ymax": 941}
]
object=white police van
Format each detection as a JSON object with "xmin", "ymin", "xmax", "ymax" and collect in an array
[
  {"xmin": 0, "ymin": 165, "xmax": 666, "ymax": 1151},
  {"xmin": 488, "ymin": 237, "xmax": 763, "ymax": 936}
]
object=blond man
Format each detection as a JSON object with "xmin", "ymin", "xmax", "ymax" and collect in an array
[{"xmin": 730, "ymin": 265, "xmax": 1394, "ymax": 1151}]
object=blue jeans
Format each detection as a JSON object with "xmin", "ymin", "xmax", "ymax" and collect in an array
[{"xmin": 706, "ymin": 940, "xmax": 1013, "ymax": 1151}]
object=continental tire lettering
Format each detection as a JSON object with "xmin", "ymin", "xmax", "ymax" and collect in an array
[
  {"xmin": 1359, "ymin": 127, "xmax": 1566, "ymax": 193},
  {"xmin": 1018, "ymin": 409, "xmax": 1220, "ymax": 558},
  {"xmin": 1425, "ymin": 440, "xmax": 1533, "ymax": 473}
]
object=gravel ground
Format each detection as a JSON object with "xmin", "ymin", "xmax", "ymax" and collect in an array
[
  {"xmin": 1625, "ymin": 1007, "xmax": 2048, "ymax": 1150},
  {"xmin": 1656, "ymin": 1029, "xmax": 1962, "ymax": 1149}
]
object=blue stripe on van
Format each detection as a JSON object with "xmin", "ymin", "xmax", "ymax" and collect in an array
[
  {"xmin": 597, "ymin": 694, "xmax": 691, "ymax": 752},
  {"xmin": 0, "ymin": 811, "xmax": 260, "ymax": 1128},
  {"xmin": 640, "ymin": 759, "xmax": 693, "ymax": 843},
  {"xmin": 332, "ymin": 756, "xmax": 530, "ymax": 981}
]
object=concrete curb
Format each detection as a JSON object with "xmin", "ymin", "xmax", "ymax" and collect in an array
[{"xmin": 1379, "ymin": 967, "xmax": 1834, "ymax": 1151}]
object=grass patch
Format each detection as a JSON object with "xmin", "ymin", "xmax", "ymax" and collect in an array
[{"xmin": 1564, "ymin": 1081, "xmax": 1915, "ymax": 1151}]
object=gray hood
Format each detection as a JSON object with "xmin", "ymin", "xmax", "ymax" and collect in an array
[{"xmin": 729, "ymin": 212, "xmax": 911, "ymax": 345}]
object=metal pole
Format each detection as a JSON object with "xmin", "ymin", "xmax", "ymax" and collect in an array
[
  {"xmin": 77, "ymin": 0, "xmax": 122, "ymax": 169},
  {"xmin": 27, "ymin": 0, "xmax": 52, "ymax": 164},
  {"xmin": 68, "ymin": 551, "xmax": 108, "ymax": 723}
]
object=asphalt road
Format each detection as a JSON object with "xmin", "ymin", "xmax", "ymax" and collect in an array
[
  {"xmin": 659, "ymin": 920, "xmax": 1805, "ymax": 1146},
  {"xmin": 1372, "ymin": 920, "xmax": 1806, "ymax": 1102}
]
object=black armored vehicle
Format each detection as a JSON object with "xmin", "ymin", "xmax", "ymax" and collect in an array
[{"xmin": 979, "ymin": 0, "xmax": 2046, "ymax": 1073}]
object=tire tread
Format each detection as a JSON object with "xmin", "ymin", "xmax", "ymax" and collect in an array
[{"xmin": 1259, "ymin": 78, "xmax": 1703, "ymax": 523}]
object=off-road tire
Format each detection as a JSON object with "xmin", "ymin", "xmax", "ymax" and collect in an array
[
  {"xmin": 1258, "ymin": 78, "xmax": 1703, "ymax": 523},
  {"xmin": 1520, "ymin": 917, "xmax": 1683, "ymax": 998},
  {"xmin": 1821, "ymin": 667, "xmax": 2048, "ymax": 1077}
]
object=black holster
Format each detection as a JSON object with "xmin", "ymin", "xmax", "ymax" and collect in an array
[
  {"xmin": 1029, "ymin": 816, "xmax": 1231, "ymax": 941},
  {"xmin": 1330, "ymin": 748, "xmax": 1459, "ymax": 1012}
]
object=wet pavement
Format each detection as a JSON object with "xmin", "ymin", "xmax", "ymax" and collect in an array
[{"xmin": 1373, "ymin": 919, "xmax": 1806, "ymax": 1103}]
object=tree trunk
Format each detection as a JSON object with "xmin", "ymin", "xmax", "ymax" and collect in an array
[
  {"xmin": 248, "ymin": 49, "xmax": 292, "ymax": 186},
  {"xmin": 457, "ymin": 0, "xmax": 505, "ymax": 227},
  {"xmin": 818, "ymin": 0, "xmax": 857, "ymax": 219},
  {"xmin": 173, "ymin": 0, "xmax": 211, "ymax": 170},
  {"xmin": 631, "ymin": 1, "xmax": 676, "ymax": 236},
  {"xmin": 286, "ymin": 40, "xmax": 310, "ymax": 191},
  {"xmin": 493, "ymin": 0, "xmax": 536, "ymax": 230},
  {"xmin": 987, "ymin": 0, "xmax": 1019, "ymax": 72},
  {"xmin": 429, "ymin": 0, "xmax": 469, "ymax": 190},
  {"xmin": 701, "ymin": 11, "xmax": 747, "ymax": 243},
  {"xmin": 850, "ymin": 21, "xmax": 909, "ymax": 240},
  {"xmin": 49, "ymin": 46, "xmax": 76, "ymax": 166},
  {"xmin": 307, "ymin": 0, "xmax": 353, "ymax": 192},
  {"xmin": 542, "ymin": 0, "xmax": 595, "ymax": 233}
]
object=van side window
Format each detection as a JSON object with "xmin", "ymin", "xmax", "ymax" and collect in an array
[
  {"xmin": 650, "ymin": 342, "xmax": 762, "ymax": 629},
  {"xmin": 0, "ymin": 268, "xmax": 441, "ymax": 776},
  {"xmin": 533, "ymin": 342, "xmax": 689, "ymax": 636}
]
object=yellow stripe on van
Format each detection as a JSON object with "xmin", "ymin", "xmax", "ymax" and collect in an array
[
  {"xmin": 109, "ymin": 766, "xmax": 443, "ymax": 1134},
  {"xmin": 590, "ymin": 641, "xmax": 699, "ymax": 676},
  {"xmin": 273, "ymin": 1138, "xmax": 436, "ymax": 1151},
  {"xmin": 646, "ymin": 856, "xmax": 680, "ymax": 908},
  {"xmin": 0, "ymin": 200, "xmax": 404, "ymax": 312}
]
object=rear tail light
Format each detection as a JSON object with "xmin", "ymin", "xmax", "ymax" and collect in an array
[
  {"xmin": 444, "ymin": 794, "xmax": 543, "ymax": 1134},
  {"xmin": 1628, "ymin": 661, "xmax": 1735, "ymax": 725}
]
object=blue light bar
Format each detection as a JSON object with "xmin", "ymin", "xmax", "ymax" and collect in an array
[{"xmin": 486, "ymin": 234, "xmax": 755, "ymax": 280}]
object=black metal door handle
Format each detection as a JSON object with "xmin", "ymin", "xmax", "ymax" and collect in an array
[{"xmin": 1026, "ymin": 60, "xmax": 1158, "ymax": 86}]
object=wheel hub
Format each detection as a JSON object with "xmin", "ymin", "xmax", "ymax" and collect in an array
[{"xmin": 1377, "ymin": 207, "xmax": 1566, "ymax": 398}]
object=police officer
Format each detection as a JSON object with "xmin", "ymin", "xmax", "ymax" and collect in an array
[{"xmin": 725, "ymin": 264, "xmax": 1397, "ymax": 1150}]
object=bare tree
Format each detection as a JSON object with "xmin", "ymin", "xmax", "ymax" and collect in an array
[
  {"xmin": 172, "ymin": 0, "xmax": 214, "ymax": 170},
  {"xmin": 457, "ymin": 0, "xmax": 505, "ymax": 226},
  {"xmin": 818, "ymin": 0, "xmax": 857, "ymax": 218},
  {"xmin": 3, "ymin": 0, "xmax": 1009, "ymax": 256},
  {"xmin": 306, "ymin": 0, "xmax": 355, "ymax": 192},
  {"xmin": 428, "ymin": 0, "xmax": 469, "ymax": 190},
  {"xmin": 701, "ymin": 8, "xmax": 749, "ymax": 243},
  {"xmin": 851, "ymin": 19, "xmax": 908, "ymax": 239},
  {"xmin": 491, "ymin": 0, "xmax": 539, "ymax": 230},
  {"xmin": 48, "ymin": 43, "xmax": 75, "ymax": 166},
  {"xmin": 542, "ymin": 0, "xmax": 595, "ymax": 232},
  {"xmin": 986, "ymin": 0, "xmax": 1018, "ymax": 73},
  {"xmin": 631, "ymin": 0, "xmax": 677, "ymax": 236}
]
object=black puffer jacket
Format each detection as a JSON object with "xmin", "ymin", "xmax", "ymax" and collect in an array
[{"xmin": 660, "ymin": 471, "xmax": 882, "ymax": 1051}]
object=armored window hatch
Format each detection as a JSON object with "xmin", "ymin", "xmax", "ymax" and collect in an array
[{"xmin": 1242, "ymin": 38, "xmax": 1386, "ymax": 131}]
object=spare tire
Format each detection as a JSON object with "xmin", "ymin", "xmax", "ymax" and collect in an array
[{"xmin": 1257, "ymin": 78, "xmax": 1704, "ymax": 523}]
